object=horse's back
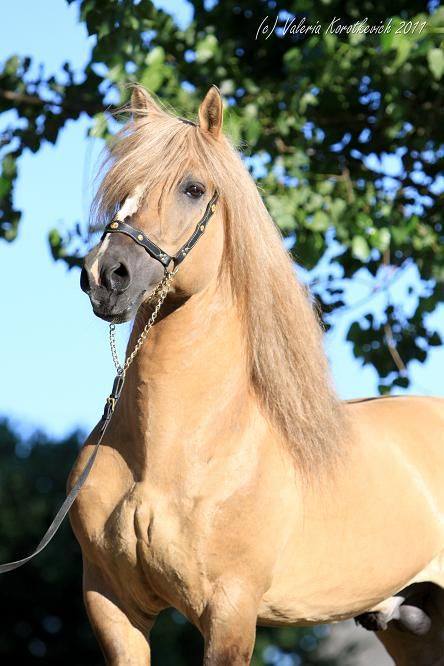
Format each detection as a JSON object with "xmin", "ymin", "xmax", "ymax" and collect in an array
[{"xmin": 345, "ymin": 394, "xmax": 444, "ymax": 500}]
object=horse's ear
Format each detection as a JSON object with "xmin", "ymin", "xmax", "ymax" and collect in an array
[
  {"xmin": 198, "ymin": 85, "xmax": 223, "ymax": 137},
  {"xmin": 130, "ymin": 85, "xmax": 162, "ymax": 117}
]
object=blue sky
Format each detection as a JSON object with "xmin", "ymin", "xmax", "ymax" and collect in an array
[{"xmin": 0, "ymin": 0, "xmax": 442, "ymax": 439}]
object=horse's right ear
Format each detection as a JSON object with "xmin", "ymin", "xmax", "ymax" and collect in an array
[{"xmin": 130, "ymin": 85, "xmax": 162, "ymax": 117}]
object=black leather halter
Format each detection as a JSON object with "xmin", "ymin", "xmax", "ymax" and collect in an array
[{"xmin": 101, "ymin": 191, "xmax": 219, "ymax": 271}]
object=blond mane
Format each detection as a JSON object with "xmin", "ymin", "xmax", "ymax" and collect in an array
[{"xmin": 91, "ymin": 95, "xmax": 345, "ymax": 478}]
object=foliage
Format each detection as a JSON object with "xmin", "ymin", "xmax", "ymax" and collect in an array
[
  {"xmin": 0, "ymin": 419, "xmax": 352, "ymax": 664},
  {"xmin": 0, "ymin": 421, "xmax": 99, "ymax": 663},
  {"xmin": 0, "ymin": 0, "xmax": 443, "ymax": 388}
]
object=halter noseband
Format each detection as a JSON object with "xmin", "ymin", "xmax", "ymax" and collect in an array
[{"xmin": 101, "ymin": 191, "xmax": 219, "ymax": 271}]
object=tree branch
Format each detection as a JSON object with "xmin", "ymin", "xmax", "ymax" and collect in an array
[
  {"xmin": 384, "ymin": 323, "xmax": 408, "ymax": 375},
  {"xmin": 0, "ymin": 89, "xmax": 107, "ymax": 117},
  {"xmin": 0, "ymin": 90, "xmax": 51, "ymax": 107}
]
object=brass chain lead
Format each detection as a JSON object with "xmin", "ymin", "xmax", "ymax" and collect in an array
[
  {"xmin": 109, "ymin": 324, "xmax": 123, "ymax": 375},
  {"xmin": 108, "ymin": 268, "xmax": 178, "ymax": 378}
]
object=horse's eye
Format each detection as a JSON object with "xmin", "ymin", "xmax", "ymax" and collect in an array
[{"xmin": 185, "ymin": 183, "xmax": 205, "ymax": 199}]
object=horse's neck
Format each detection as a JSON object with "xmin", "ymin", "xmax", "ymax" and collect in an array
[{"xmin": 117, "ymin": 276, "xmax": 250, "ymax": 475}]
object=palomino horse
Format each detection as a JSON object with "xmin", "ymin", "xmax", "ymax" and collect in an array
[{"xmin": 73, "ymin": 85, "xmax": 444, "ymax": 665}]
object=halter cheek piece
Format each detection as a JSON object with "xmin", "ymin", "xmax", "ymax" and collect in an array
[{"xmin": 101, "ymin": 190, "xmax": 219, "ymax": 272}]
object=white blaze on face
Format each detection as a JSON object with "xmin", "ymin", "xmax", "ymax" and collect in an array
[
  {"xmin": 90, "ymin": 185, "xmax": 145, "ymax": 283},
  {"xmin": 115, "ymin": 184, "xmax": 145, "ymax": 221}
]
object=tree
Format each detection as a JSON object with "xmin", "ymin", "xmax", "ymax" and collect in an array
[
  {"xmin": 0, "ymin": 421, "xmax": 100, "ymax": 663},
  {"xmin": 0, "ymin": 419, "xmax": 353, "ymax": 664},
  {"xmin": 0, "ymin": 0, "xmax": 443, "ymax": 388}
]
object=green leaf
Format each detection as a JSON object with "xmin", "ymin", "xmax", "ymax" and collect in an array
[
  {"xmin": 393, "ymin": 35, "xmax": 412, "ymax": 68},
  {"xmin": 146, "ymin": 46, "xmax": 165, "ymax": 66},
  {"xmin": 283, "ymin": 47, "xmax": 301, "ymax": 70},
  {"xmin": 2, "ymin": 154, "xmax": 17, "ymax": 179},
  {"xmin": 371, "ymin": 228, "xmax": 391, "ymax": 252},
  {"xmin": 381, "ymin": 17, "xmax": 407, "ymax": 52},
  {"xmin": 299, "ymin": 92, "xmax": 318, "ymax": 113},
  {"xmin": 245, "ymin": 119, "xmax": 261, "ymax": 145},
  {"xmin": 310, "ymin": 210, "xmax": 329, "ymax": 231},
  {"xmin": 195, "ymin": 34, "xmax": 218, "ymax": 64},
  {"xmin": 352, "ymin": 235, "xmax": 370, "ymax": 261},
  {"xmin": 140, "ymin": 65, "xmax": 165, "ymax": 92},
  {"xmin": 429, "ymin": 331, "xmax": 442, "ymax": 346},
  {"xmin": 3, "ymin": 55, "xmax": 20, "ymax": 75},
  {"xmin": 0, "ymin": 176, "xmax": 10, "ymax": 199},
  {"xmin": 427, "ymin": 48, "xmax": 444, "ymax": 80},
  {"xmin": 224, "ymin": 112, "xmax": 241, "ymax": 145}
]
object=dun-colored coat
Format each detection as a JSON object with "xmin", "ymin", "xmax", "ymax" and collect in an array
[{"xmin": 71, "ymin": 85, "xmax": 444, "ymax": 665}]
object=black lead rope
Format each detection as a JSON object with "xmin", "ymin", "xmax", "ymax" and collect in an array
[
  {"xmin": 0, "ymin": 191, "xmax": 219, "ymax": 574},
  {"xmin": 0, "ymin": 374, "xmax": 124, "ymax": 573}
]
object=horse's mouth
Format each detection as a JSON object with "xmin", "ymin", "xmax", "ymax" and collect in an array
[
  {"xmin": 92, "ymin": 305, "xmax": 133, "ymax": 324},
  {"xmin": 89, "ymin": 287, "xmax": 152, "ymax": 324},
  {"xmin": 90, "ymin": 294, "xmax": 138, "ymax": 324}
]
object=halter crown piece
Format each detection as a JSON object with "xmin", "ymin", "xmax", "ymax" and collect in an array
[{"xmin": 0, "ymin": 190, "xmax": 219, "ymax": 573}]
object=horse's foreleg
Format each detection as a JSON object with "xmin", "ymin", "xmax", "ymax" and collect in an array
[
  {"xmin": 201, "ymin": 580, "xmax": 259, "ymax": 665},
  {"xmin": 83, "ymin": 558, "xmax": 153, "ymax": 665}
]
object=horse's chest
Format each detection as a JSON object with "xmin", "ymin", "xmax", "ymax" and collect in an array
[{"xmin": 97, "ymin": 482, "xmax": 212, "ymax": 612}]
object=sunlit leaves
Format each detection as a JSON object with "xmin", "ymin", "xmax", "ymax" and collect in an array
[
  {"xmin": 0, "ymin": 153, "xmax": 20, "ymax": 241},
  {"xmin": 428, "ymin": 47, "xmax": 444, "ymax": 80},
  {"xmin": 351, "ymin": 236, "xmax": 371, "ymax": 261},
  {"xmin": 0, "ymin": 0, "xmax": 443, "ymax": 392},
  {"xmin": 195, "ymin": 34, "xmax": 218, "ymax": 64}
]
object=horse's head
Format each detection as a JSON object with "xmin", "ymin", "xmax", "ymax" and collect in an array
[{"xmin": 81, "ymin": 85, "xmax": 225, "ymax": 323}]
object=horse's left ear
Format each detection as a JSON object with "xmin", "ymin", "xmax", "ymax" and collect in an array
[{"xmin": 198, "ymin": 85, "xmax": 223, "ymax": 137}]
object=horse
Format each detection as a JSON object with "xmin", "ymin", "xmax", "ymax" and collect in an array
[{"xmin": 71, "ymin": 84, "xmax": 444, "ymax": 665}]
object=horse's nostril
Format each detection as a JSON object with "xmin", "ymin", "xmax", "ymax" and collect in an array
[
  {"xmin": 113, "ymin": 263, "xmax": 129, "ymax": 279},
  {"xmin": 107, "ymin": 262, "xmax": 131, "ymax": 292},
  {"xmin": 80, "ymin": 267, "xmax": 90, "ymax": 293}
]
